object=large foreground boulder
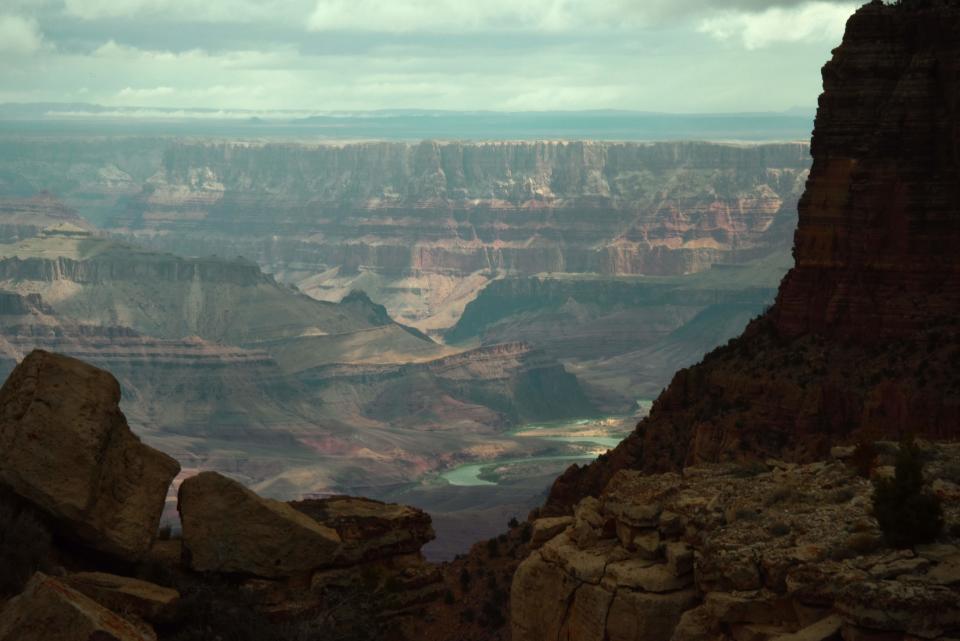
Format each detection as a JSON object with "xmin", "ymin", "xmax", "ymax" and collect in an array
[
  {"xmin": 178, "ymin": 471, "xmax": 341, "ymax": 578},
  {"xmin": 0, "ymin": 350, "xmax": 180, "ymax": 560},
  {"xmin": 0, "ymin": 573, "xmax": 156, "ymax": 641}
]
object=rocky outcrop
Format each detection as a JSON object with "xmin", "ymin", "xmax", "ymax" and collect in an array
[
  {"xmin": 178, "ymin": 471, "xmax": 342, "ymax": 578},
  {"xmin": 0, "ymin": 192, "xmax": 93, "ymax": 243},
  {"xmin": 291, "ymin": 495, "xmax": 434, "ymax": 565},
  {"xmin": 0, "ymin": 350, "xmax": 179, "ymax": 560},
  {"xmin": 62, "ymin": 573, "xmax": 180, "ymax": 625},
  {"xmin": 0, "ymin": 573, "xmax": 157, "ymax": 641},
  {"xmin": 514, "ymin": 446, "xmax": 960, "ymax": 641},
  {"xmin": 175, "ymin": 472, "xmax": 444, "ymax": 626},
  {"xmin": 544, "ymin": 0, "xmax": 960, "ymax": 511}
]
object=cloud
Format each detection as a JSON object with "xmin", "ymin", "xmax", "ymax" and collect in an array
[
  {"xmin": 116, "ymin": 86, "xmax": 176, "ymax": 99},
  {"xmin": 698, "ymin": 1, "xmax": 858, "ymax": 49},
  {"xmin": 0, "ymin": 15, "xmax": 45, "ymax": 55},
  {"xmin": 306, "ymin": 0, "xmax": 857, "ymax": 33},
  {"xmin": 63, "ymin": 0, "xmax": 316, "ymax": 23}
]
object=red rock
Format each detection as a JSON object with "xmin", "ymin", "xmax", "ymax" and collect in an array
[{"xmin": 543, "ymin": 1, "xmax": 960, "ymax": 514}]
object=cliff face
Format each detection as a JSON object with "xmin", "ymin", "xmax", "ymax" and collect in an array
[
  {"xmin": 544, "ymin": 0, "xmax": 960, "ymax": 513},
  {"xmin": 101, "ymin": 140, "xmax": 808, "ymax": 328},
  {"xmin": 773, "ymin": 0, "xmax": 960, "ymax": 339}
]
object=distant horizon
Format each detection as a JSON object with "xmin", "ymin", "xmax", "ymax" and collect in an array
[
  {"xmin": 1, "ymin": 101, "xmax": 817, "ymax": 118},
  {"xmin": 0, "ymin": 102, "xmax": 815, "ymax": 142}
]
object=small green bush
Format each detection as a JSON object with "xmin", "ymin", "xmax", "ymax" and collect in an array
[{"xmin": 872, "ymin": 437, "xmax": 943, "ymax": 548}]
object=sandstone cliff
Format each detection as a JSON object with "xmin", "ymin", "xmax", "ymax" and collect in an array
[
  {"xmin": 545, "ymin": 0, "xmax": 960, "ymax": 513},
  {"xmin": 97, "ymin": 140, "xmax": 808, "ymax": 329}
]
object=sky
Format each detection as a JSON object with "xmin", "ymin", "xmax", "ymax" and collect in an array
[{"xmin": 0, "ymin": 0, "xmax": 862, "ymax": 113}]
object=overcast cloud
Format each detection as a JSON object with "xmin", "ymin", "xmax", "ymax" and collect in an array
[{"xmin": 0, "ymin": 0, "xmax": 861, "ymax": 112}]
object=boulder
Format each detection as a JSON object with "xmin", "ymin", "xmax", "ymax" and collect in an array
[
  {"xmin": 63, "ymin": 572, "xmax": 179, "ymax": 624},
  {"xmin": 530, "ymin": 516, "xmax": 573, "ymax": 548},
  {"xmin": 178, "ymin": 471, "xmax": 341, "ymax": 578},
  {"xmin": 0, "ymin": 573, "xmax": 156, "ymax": 641},
  {"xmin": 289, "ymin": 495, "xmax": 433, "ymax": 564},
  {"xmin": 0, "ymin": 350, "xmax": 180, "ymax": 561}
]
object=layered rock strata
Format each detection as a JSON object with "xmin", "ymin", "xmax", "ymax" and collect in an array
[
  {"xmin": 92, "ymin": 140, "xmax": 810, "ymax": 328},
  {"xmin": 515, "ymin": 447, "xmax": 960, "ymax": 641}
]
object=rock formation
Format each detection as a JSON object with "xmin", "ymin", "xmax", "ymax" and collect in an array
[
  {"xmin": 291, "ymin": 495, "xmax": 435, "ymax": 564},
  {"xmin": 514, "ymin": 445, "xmax": 960, "ymax": 641},
  {"xmin": 0, "ymin": 192, "xmax": 92, "ymax": 243},
  {"xmin": 178, "ymin": 471, "xmax": 342, "ymax": 578},
  {"xmin": 0, "ymin": 137, "xmax": 809, "ymax": 330},
  {"xmin": 0, "ymin": 350, "xmax": 180, "ymax": 560},
  {"xmin": 0, "ymin": 573, "xmax": 157, "ymax": 641},
  {"xmin": 0, "ymin": 350, "xmax": 446, "ymax": 640},
  {"xmin": 545, "ymin": 0, "xmax": 960, "ymax": 512}
]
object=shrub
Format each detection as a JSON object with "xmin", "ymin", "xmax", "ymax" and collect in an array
[
  {"xmin": 459, "ymin": 568, "xmax": 471, "ymax": 591},
  {"xmin": 872, "ymin": 437, "xmax": 943, "ymax": 548},
  {"xmin": 0, "ymin": 495, "xmax": 52, "ymax": 596},
  {"xmin": 158, "ymin": 524, "xmax": 173, "ymax": 541},
  {"xmin": 480, "ymin": 600, "xmax": 506, "ymax": 628},
  {"xmin": 520, "ymin": 522, "xmax": 533, "ymax": 544},
  {"xmin": 508, "ymin": 517, "xmax": 519, "ymax": 529},
  {"xmin": 767, "ymin": 521, "xmax": 791, "ymax": 537},
  {"xmin": 486, "ymin": 538, "xmax": 500, "ymax": 558}
]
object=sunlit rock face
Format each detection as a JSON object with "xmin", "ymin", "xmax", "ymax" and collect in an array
[
  {"xmin": 103, "ymin": 140, "xmax": 809, "ymax": 328},
  {"xmin": 542, "ymin": 0, "xmax": 960, "ymax": 513}
]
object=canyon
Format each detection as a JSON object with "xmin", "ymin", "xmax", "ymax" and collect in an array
[
  {"xmin": 0, "ymin": 222, "xmax": 596, "ymax": 513},
  {"xmin": 0, "ymin": 137, "xmax": 810, "ymax": 419},
  {"xmin": 1, "ymin": 1, "xmax": 960, "ymax": 640}
]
